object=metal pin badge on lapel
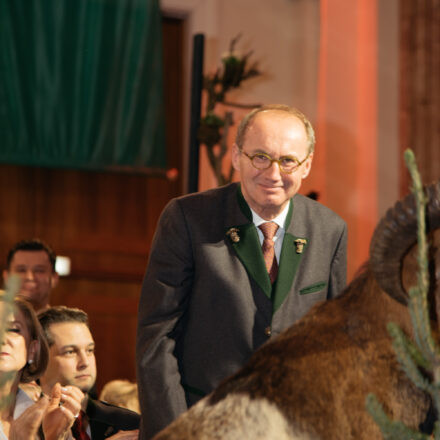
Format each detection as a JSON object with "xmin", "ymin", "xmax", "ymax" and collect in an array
[
  {"xmin": 226, "ymin": 227, "xmax": 240, "ymax": 243},
  {"xmin": 294, "ymin": 238, "xmax": 307, "ymax": 254}
]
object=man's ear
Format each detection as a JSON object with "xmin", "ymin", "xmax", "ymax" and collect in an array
[
  {"xmin": 231, "ymin": 144, "xmax": 241, "ymax": 172},
  {"xmin": 301, "ymin": 152, "xmax": 314, "ymax": 179},
  {"xmin": 3, "ymin": 269, "xmax": 9, "ymax": 284},
  {"xmin": 51, "ymin": 272, "xmax": 59, "ymax": 289}
]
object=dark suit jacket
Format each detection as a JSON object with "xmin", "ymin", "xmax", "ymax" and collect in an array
[
  {"xmin": 86, "ymin": 398, "xmax": 140, "ymax": 439},
  {"xmin": 136, "ymin": 183, "xmax": 347, "ymax": 439}
]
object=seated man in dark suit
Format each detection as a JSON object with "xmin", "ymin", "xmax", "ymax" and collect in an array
[{"xmin": 38, "ymin": 306, "xmax": 139, "ymax": 439}]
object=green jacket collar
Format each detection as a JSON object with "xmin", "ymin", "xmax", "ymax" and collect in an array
[
  {"xmin": 272, "ymin": 231, "xmax": 308, "ymax": 312},
  {"xmin": 226, "ymin": 186, "xmax": 308, "ymax": 312}
]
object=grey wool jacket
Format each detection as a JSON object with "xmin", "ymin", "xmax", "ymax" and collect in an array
[{"xmin": 136, "ymin": 183, "xmax": 347, "ymax": 438}]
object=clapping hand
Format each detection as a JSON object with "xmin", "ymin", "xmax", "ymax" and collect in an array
[
  {"xmin": 9, "ymin": 393, "xmax": 50, "ymax": 440},
  {"xmin": 42, "ymin": 383, "xmax": 84, "ymax": 440}
]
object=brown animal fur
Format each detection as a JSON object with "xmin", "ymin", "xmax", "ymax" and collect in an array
[
  {"xmin": 206, "ymin": 266, "xmax": 434, "ymax": 439},
  {"xmin": 154, "ymin": 394, "xmax": 308, "ymax": 440}
]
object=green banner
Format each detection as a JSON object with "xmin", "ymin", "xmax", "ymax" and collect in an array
[{"xmin": 0, "ymin": 0, "xmax": 166, "ymax": 172}]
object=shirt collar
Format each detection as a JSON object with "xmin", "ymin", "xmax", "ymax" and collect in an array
[{"xmin": 251, "ymin": 203, "xmax": 290, "ymax": 230}]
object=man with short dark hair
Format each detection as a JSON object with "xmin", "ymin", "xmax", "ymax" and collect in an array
[
  {"xmin": 39, "ymin": 306, "xmax": 139, "ymax": 439},
  {"xmin": 3, "ymin": 239, "xmax": 58, "ymax": 312},
  {"xmin": 137, "ymin": 104, "xmax": 348, "ymax": 437}
]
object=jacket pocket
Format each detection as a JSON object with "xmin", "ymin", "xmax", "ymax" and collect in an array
[{"xmin": 300, "ymin": 281, "xmax": 327, "ymax": 295}]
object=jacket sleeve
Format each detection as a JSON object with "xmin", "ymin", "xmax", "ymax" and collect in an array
[
  {"xmin": 136, "ymin": 199, "xmax": 194, "ymax": 438},
  {"xmin": 327, "ymin": 220, "xmax": 348, "ymax": 299}
]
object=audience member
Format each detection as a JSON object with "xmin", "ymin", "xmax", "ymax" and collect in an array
[
  {"xmin": 137, "ymin": 104, "xmax": 348, "ymax": 436},
  {"xmin": 3, "ymin": 239, "xmax": 59, "ymax": 313},
  {"xmin": 0, "ymin": 295, "xmax": 83, "ymax": 439},
  {"xmin": 38, "ymin": 306, "xmax": 139, "ymax": 439},
  {"xmin": 100, "ymin": 380, "xmax": 140, "ymax": 414}
]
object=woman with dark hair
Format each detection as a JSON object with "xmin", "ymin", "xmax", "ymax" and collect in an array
[{"xmin": 0, "ymin": 295, "xmax": 83, "ymax": 439}]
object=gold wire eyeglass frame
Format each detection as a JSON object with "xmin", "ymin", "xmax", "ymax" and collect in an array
[{"xmin": 240, "ymin": 149, "xmax": 310, "ymax": 174}]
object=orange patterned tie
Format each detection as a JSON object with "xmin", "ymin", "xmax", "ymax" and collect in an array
[{"xmin": 259, "ymin": 222, "xmax": 279, "ymax": 283}]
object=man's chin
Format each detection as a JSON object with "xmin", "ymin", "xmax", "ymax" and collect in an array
[
  {"xmin": 73, "ymin": 379, "xmax": 95, "ymax": 393},
  {"xmin": 19, "ymin": 290, "xmax": 36, "ymax": 300},
  {"xmin": 260, "ymin": 196, "xmax": 288, "ymax": 209}
]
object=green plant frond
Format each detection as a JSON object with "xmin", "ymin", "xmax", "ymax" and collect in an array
[
  {"xmin": 390, "ymin": 339, "xmax": 432, "ymax": 392},
  {"xmin": 370, "ymin": 150, "xmax": 440, "ymax": 438},
  {"xmin": 408, "ymin": 296, "xmax": 439, "ymax": 362},
  {"xmin": 366, "ymin": 394, "xmax": 429, "ymax": 440},
  {"xmin": 0, "ymin": 372, "xmax": 14, "ymax": 389},
  {"xmin": 432, "ymin": 420, "xmax": 440, "ymax": 439},
  {"xmin": 0, "ymin": 275, "xmax": 20, "ymax": 410},
  {"xmin": 0, "ymin": 394, "xmax": 14, "ymax": 410},
  {"xmin": 387, "ymin": 322, "xmax": 429, "ymax": 369},
  {"xmin": 222, "ymin": 55, "xmax": 241, "ymax": 66},
  {"xmin": 405, "ymin": 149, "xmax": 430, "ymax": 296},
  {"xmin": 199, "ymin": 36, "xmax": 263, "ymax": 186},
  {"xmin": 0, "ymin": 275, "xmax": 19, "ymax": 344},
  {"xmin": 201, "ymin": 114, "xmax": 225, "ymax": 127}
]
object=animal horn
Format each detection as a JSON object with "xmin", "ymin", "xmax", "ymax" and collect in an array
[{"xmin": 369, "ymin": 180, "xmax": 440, "ymax": 305}]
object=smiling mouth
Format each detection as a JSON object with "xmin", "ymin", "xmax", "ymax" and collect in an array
[
  {"xmin": 21, "ymin": 286, "xmax": 37, "ymax": 294},
  {"xmin": 260, "ymin": 185, "xmax": 282, "ymax": 192}
]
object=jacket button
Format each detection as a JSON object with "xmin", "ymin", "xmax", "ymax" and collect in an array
[{"xmin": 264, "ymin": 326, "xmax": 272, "ymax": 337}]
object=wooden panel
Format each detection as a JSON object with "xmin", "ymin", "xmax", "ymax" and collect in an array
[
  {"xmin": 0, "ymin": 166, "xmax": 170, "ymax": 280},
  {"xmin": 51, "ymin": 278, "xmax": 140, "ymax": 392},
  {"xmin": 399, "ymin": 0, "xmax": 440, "ymax": 193},
  {"xmin": 0, "ymin": 16, "xmax": 185, "ymax": 392},
  {"xmin": 0, "ymin": 17, "xmax": 184, "ymax": 281}
]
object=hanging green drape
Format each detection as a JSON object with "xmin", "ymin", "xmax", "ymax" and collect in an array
[{"xmin": 0, "ymin": 0, "xmax": 166, "ymax": 171}]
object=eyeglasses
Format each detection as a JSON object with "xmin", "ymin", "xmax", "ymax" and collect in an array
[{"xmin": 240, "ymin": 149, "xmax": 310, "ymax": 174}]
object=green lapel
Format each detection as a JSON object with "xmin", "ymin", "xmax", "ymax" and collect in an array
[
  {"xmin": 229, "ymin": 187, "xmax": 309, "ymax": 306},
  {"xmin": 272, "ymin": 232, "xmax": 308, "ymax": 312},
  {"xmin": 225, "ymin": 186, "xmax": 271, "ymax": 298},
  {"xmin": 227, "ymin": 223, "xmax": 272, "ymax": 298},
  {"xmin": 272, "ymin": 201, "xmax": 308, "ymax": 313}
]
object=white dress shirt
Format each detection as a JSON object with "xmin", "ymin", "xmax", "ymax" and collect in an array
[{"xmin": 251, "ymin": 203, "xmax": 290, "ymax": 263}]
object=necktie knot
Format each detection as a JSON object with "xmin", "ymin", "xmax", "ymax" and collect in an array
[{"xmin": 259, "ymin": 222, "xmax": 279, "ymax": 241}]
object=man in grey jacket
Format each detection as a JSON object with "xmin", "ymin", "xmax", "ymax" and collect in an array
[{"xmin": 137, "ymin": 104, "xmax": 347, "ymax": 438}]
